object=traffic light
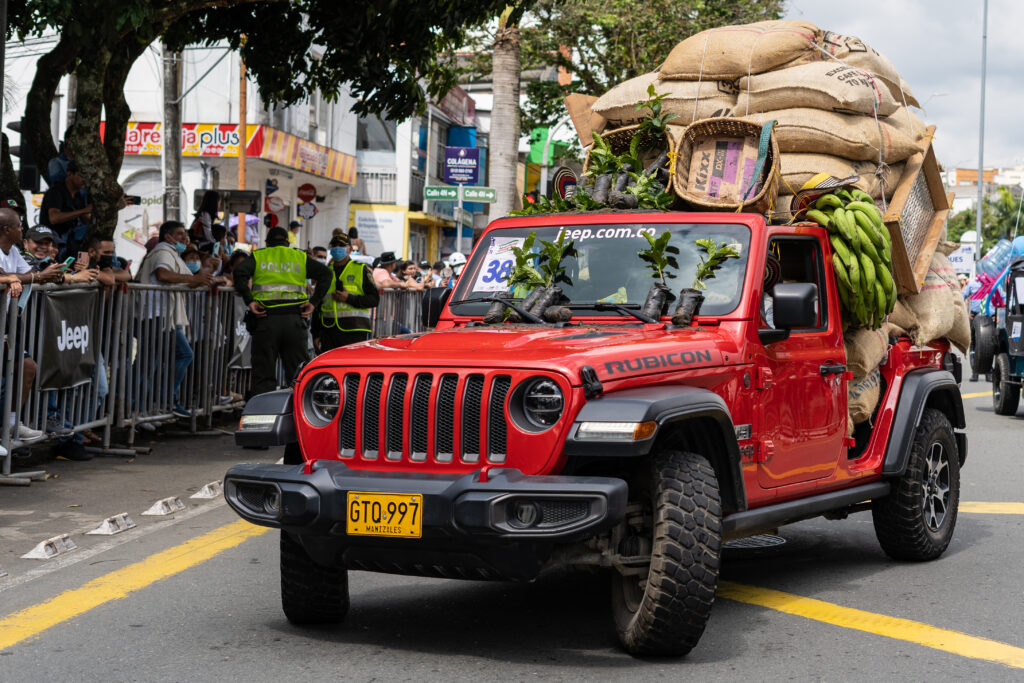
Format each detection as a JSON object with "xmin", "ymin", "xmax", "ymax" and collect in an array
[{"xmin": 7, "ymin": 119, "xmax": 40, "ymax": 193}]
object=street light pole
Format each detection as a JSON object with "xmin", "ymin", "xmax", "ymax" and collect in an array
[{"xmin": 975, "ymin": 0, "xmax": 988, "ymax": 262}]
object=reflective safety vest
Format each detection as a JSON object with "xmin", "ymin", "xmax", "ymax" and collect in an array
[
  {"xmin": 320, "ymin": 259, "xmax": 371, "ymax": 332},
  {"xmin": 251, "ymin": 246, "xmax": 308, "ymax": 308}
]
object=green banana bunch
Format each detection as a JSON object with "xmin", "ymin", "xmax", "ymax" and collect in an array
[{"xmin": 813, "ymin": 188, "xmax": 898, "ymax": 331}]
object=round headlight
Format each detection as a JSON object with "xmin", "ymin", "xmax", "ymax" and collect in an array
[
  {"xmin": 305, "ymin": 373, "xmax": 340, "ymax": 425},
  {"xmin": 521, "ymin": 378, "xmax": 563, "ymax": 429}
]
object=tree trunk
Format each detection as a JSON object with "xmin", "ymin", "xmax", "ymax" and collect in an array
[
  {"xmin": 490, "ymin": 17, "xmax": 522, "ymax": 219},
  {"xmin": 68, "ymin": 45, "xmax": 123, "ymax": 238},
  {"xmin": 22, "ymin": 34, "xmax": 79, "ymax": 186}
]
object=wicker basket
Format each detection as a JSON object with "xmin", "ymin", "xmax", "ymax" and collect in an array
[
  {"xmin": 582, "ymin": 123, "xmax": 684, "ymax": 196},
  {"xmin": 672, "ymin": 117, "xmax": 780, "ymax": 214}
]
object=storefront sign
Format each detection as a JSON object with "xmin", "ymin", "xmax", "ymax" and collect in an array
[
  {"xmin": 265, "ymin": 195, "xmax": 286, "ymax": 213},
  {"xmin": 297, "ymin": 183, "xmax": 317, "ymax": 202},
  {"xmin": 354, "ymin": 210, "xmax": 405, "ymax": 257},
  {"xmin": 443, "ymin": 147, "xmax": 480, "ymax": 185},
  {"xmin": 436, "ymin": 86, "xmax": 476, "ymax": 127},
  {"xmin": 106, "ymin": 122, "xmax": 357, "ymax": 185},
  {"xmin": 298, "ymin": 202, "xmax": 318, "ymax": 219}
]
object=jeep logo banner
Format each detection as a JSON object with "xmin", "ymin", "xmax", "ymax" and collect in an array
[{"xmin": 39, "ymin": 289, "xmax": 98, "ymax": 390}]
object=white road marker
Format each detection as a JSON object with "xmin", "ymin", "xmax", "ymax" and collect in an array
[
  {"xmin": 190, "ymin": 481, "xmax": 223, "ymax": 500},
  {"xmin": 141, "ymin": 496, "xmax": 186, "ymax": 516},
  {"xmin": 21, "ymin": 534, "xmax": 78, "ymax": 560},
  {"xmin": 86, "ymin": 513, "xmax": 137, "ymax": 536}
]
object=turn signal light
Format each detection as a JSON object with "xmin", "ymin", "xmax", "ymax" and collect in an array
[{"xmin": 576, "ymin": 421, "xmax": 657, "ymax": 440}]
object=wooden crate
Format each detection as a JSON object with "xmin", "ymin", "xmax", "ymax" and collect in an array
[{"xmin": 882, "ymin": 126, "xmax": 950, "ymax": 296}]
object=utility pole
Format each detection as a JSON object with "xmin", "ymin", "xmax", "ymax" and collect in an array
[
  {"xmin": 237, "ymin": 49, "xmax": 248, "ymax": 246},
  {"xmin": 162, "ymin": 44, "xmax": 182, "ymax": 222},
  {"xmin": 975, "ymin": 0, "xmax": 988, "ymax": 262}
]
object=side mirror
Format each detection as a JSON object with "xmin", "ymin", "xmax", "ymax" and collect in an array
[
  {"xmin": 758, "ymin": 282, "xmax": 818, "ymax": 344},
  {"xmin": 421, "ymin": 287, "xmax": 452, "ymax": 328}
]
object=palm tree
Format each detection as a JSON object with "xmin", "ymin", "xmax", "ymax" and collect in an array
[{"xmin": 490, "ymin": 4, "xmax": 527, "ymax": 219}]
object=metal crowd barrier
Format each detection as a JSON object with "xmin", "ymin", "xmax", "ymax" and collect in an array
[{"xmin": 1, "ymin": 281, "xmax": 431, "ymax": 477}]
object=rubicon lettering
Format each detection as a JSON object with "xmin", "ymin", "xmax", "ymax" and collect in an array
[
  {"xmin": 56, "ymin": 320, "xmax": 90, "ymax": 353},
  {"xmin": 604, "ymin": 350, "xmax": 713, "ymax": 375}
]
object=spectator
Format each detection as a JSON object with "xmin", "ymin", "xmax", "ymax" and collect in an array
[
  {"xmin": 418, "ymin": 260, "xmax": 432, "ymax": 283},
  {"xmin": 312, "ymin": 245, "xmax": 328, "ymax": 265},
  {"xmin": 46, "ymin": 131, "xmax": 73, "ymax": 184},
  {"xmin": 430, "ymin": 260, "xmax": 444, "ymax": 288},
  {"xmin": 398, "ymin": 260, "xmax": 426, "ymax": 290},
  {"xmin": 136, "ymin": 220, "xmax": 214, "ymax": 418},
  {"xmin": 0, "ymin": 208, "xmax": 51, "ymax": 443},
  {"xmin": 190, "ymin": 190, "xmax": 219, "ymax": 247},
  {"xmin": 444, "ymin": 251, "xmax": 467, "ymax": 288},
  {"xmin": 348, "ymin": 226, "xmax": 366, "ymax": 254},
  {"xmin": 288, "ymin": 220, "xmax": 301, "ymax": 248},
  {"xmin": 372, "ymin": 251, "xmax": 406, "ymax": 290},
  {"xmin": 40, "ymin": 159, "xmax": 91, "ymax": 256},
  {"xmin": 21, "ymin": 227, "xmax": 63, "ymax": 273}
]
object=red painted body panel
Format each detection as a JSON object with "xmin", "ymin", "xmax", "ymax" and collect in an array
[{"xmin": 293, "ymin": 211, "xmax": 944, "ymax": 510}]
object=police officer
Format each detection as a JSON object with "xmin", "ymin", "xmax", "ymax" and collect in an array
[
  {"xmin": 318, "ymin": 234, "xmax": 379, "ymax": 352},
  {"xmin": 232, "ymin": 226, "xmax": 332, "ymax": 397}
]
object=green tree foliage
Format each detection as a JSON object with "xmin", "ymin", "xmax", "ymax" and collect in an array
[
  {"xmin": 514, "ymin": 0, "xmax": 784, "ymax": 130},
  {"xmin": 4, "ymin": 0, "xmax": 516, "ymax": 234},
  {"xmin": 946, "ymin": 186, "xmax": 1024, "ymax": 252}
]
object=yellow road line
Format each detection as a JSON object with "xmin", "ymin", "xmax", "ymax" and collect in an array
[
  {"xmin": 718, "ymin": 581, "xmax": 1024, "ymax": 669},
  {"xmin": 961, "ymin": 391, "xmax": 993, "ymax": 399},
  {"xmin": 0, "ymin": 520, "xmax": 269, "ymax": 652},
  {"xmin": 961, "ymin": 502, "xmax": 1024, "ymax": 515}
]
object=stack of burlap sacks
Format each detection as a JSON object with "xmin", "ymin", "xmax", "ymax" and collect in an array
[
  {"xmin": 845, "ymin": 243, "xmax": 970, "ymax": 435},
  {"xmin": 589, "ymin": 20, "xmax": 930, "ymax": 207},
  {"xmin": 585, "ymin": 19, "xmax": 966, "ymax": 434}
]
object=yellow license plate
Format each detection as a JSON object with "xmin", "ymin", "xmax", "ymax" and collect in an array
[{"xmin": 346, "ymin": 491, "xmax": 423, "ymax": 538}]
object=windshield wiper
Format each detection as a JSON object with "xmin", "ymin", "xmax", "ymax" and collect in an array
[
  {"xmin": 449, "ymin": 297, "xmax": 546, "ymax": 324},
  {"xmin": 565, "ymin": 303, "xmax": 658, "ymax": 324}
]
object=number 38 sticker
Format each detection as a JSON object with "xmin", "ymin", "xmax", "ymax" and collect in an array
[{"xmin": 472, "ymin": 237, "xmax": 525, "ymax": 292}]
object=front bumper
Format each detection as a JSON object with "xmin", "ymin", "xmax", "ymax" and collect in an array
[{"xmin": 224, "ymin": 460, "xmax": 627, "ymax": 580}]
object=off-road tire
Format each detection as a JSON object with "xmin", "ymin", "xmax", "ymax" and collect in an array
[
  {"xmin": 872, "ymin": 409, "xmax": 960, "ymax": 561},
  {"xmin": 280, "ymin": 531, "xmax": 349, "ymax": 624},
  {"xmin": 972, "ymin": 315, "xmax": 997, "ymax": 375},
  {"xmin": 992, "ymin": 353, "xmax": 1021, "ymax": 416},
  {"xmin": 611, "ymin": 450, "xmax": 722, "ymax": 656}
]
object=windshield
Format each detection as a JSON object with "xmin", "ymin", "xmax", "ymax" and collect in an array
[{"xmin": 451, "ymin": 222, "xmax": 751, "ymax": 319}]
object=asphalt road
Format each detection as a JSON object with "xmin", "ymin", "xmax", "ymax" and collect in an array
[{"xmin": 2, "ymin": 376, "xmax": 1023, "ymax": 681}]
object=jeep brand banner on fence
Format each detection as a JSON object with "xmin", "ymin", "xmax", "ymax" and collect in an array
[{"xmin": 39, "ymin": 289, "xmax": 98, "ymax": 390}]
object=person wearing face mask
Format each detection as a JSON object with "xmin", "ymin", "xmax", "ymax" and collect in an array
[
  {"xmin": 312, "ymin": 246, "xmax": 328, "ymax": 265},
  {"xmin": 232, "ymin": 226, "xmax": 332, "ymax": 397},
  {"xmin": 136, "ymin": 220, "xmax": 215, "ymax": 418},
  {"xmin": 316, "ymin": 234, "xmax": 379, "ymax": 353},
  {"xmin": 76, "ymin": 236, "xmax": 130, "ymax": 286}
]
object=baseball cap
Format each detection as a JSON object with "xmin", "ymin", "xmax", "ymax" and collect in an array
[
  {"xmin": 418, "ymin": 260, "xmax": 429, "ymax": 269},
  {"xmin": 26, "ymin": 226, "xmax": 57, "ymax": 242},
  {"xmin": 289, "ymin": 220, "xmax": 301, "ymax": 229}
]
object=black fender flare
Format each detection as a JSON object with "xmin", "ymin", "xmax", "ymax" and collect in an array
[
  {"xmin": 883, "ymin": 368, "xmax": 966, "ymax": 476},
  {"xmin": 563, "ymin": 385, "xmax": 746, "ymax": 512},
  {"xmin": 235, "ymin": 389, "xmax": 298, "ymax": 448}
]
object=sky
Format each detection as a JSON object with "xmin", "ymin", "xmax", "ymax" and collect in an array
[{"xmin": 784, "ymin": 0, "xmax": 1024, "ymax": 172}]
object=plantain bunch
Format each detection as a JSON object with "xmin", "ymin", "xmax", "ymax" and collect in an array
[{"xmin": 804, "ymin": 188, "xmax": 896, "ymax": 330}]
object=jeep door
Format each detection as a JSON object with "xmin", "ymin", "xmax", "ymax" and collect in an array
[{"xmin": 756, "ymin": 235, "xmax": 846, "ymax": 488}]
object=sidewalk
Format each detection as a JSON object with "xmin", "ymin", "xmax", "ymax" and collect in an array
[{"xmin": 0, "ymin": 431, "xmax": 281, "ymax": 584}]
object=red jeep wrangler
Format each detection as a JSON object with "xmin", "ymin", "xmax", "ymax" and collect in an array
[{"xmin": 226, "ymin": 212, "xmax": 966, "ymax": 656}]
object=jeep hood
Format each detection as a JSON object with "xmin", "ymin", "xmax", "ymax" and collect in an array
[{"xmin": 312, "ymin": 324, "xmax": 737, "ymax": 382}]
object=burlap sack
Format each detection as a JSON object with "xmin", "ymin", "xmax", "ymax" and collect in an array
[
  {"xmin": 889, "ymin": 299, "xmax": 917, "ymax": 335},
  {"xmin": 747, "ymin": 108, "xmax": 921, "ymax": 163},
  {"xmin": 817, "ymin": 31, "xmax": 914, "ymax": 106},
  {"xmin": 661, "ymin": 20, "xmax": 821, "ymax": 81},
  {"xmin": 592, "ymin": 72, "xmax": 738, "ymax": 128},
  {"xmin": 885, "ymin": 107, "xmax": 928, "ymax": 142},
  {"xmin": 736, "ymin": 62, "xmax": 899, "ymax": 117},
  {"xmin": 904, "ymin": 252, "xmax": 970, "ymax": 352},
  {"xmin": 844, "ymin": 326, "xmax": 888, "ymax": 380},
  {"xmin": 777, "ymin": 153, "xmax": 904, "ymax": 199},
  {"xmin": 848, "ymin": 368, "xmax": 882, "ymax": 424}
]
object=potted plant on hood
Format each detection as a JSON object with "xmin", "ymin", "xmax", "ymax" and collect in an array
[
  {"xmin": 485, "ymin": 232, "xmax": 544, "ymax": 323},
  {"xmin": 531, "ymin": 232, "xmax": 577, "ymax": 322},
  {"xmin": 671, "ymin": 238, "xmax": 740, "ymax": 327}
]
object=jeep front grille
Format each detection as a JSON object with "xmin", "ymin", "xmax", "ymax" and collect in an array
[{"xmin": 336, "ymin": 371, "xmax": 514, "ymax": 465}]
